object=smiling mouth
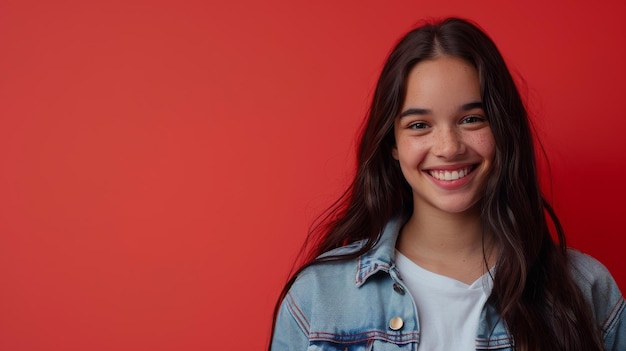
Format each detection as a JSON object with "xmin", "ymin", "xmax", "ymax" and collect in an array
[{"xmin": 428, "ymin": 166, "xmax": 474, "ymax": 181}]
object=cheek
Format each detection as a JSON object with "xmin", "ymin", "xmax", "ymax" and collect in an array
[
  {"xmin": 471, "ymin": 130, "xmax": 496, "ymax": 159},
  {"xmin": 396, "ymin": 139, "xmax": 428, "ymax": 164}
]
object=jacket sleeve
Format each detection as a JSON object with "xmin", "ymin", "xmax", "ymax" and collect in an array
[
  {"xmin": 601, "ymin": 291, "xmax": 625, "ymax": 351},
  {"xmin": 568, "ymin": 250, "xmax": 626, "ymax": 350},
  {"xmin": 270, "ymin": 292, "xmax": 310, "ymax": 351}
]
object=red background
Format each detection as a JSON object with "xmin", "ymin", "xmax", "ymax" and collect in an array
[{"xmin": 1, "ymin": 0, "xmax": 624, "ymax": 349}]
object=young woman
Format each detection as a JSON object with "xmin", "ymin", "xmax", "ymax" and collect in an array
[{"xmin": 269, "ymin": 17, "xmax": 625, "ymax": 351}]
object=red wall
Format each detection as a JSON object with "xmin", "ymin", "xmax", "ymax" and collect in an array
[{"xmin": 1, "ymin": 0, "xmax": 624, "ymax": 349}]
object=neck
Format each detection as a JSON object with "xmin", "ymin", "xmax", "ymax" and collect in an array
[
  {"xmin": 396, "ymin": 205, "xmax": 497, "ymax": 284},
  {"xmin": 401, "ymin": 205, "xmax": 485, "ymax": 252}
]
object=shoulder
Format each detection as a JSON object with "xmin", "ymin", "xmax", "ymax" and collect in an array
[
  {"xmin": 271, "ymin": 250, "xmax": 366, "ymax": 348},
  {"xmin": 567, "ymin": 249, "xmax": 625, "ymax": 345},
  {"xmin": 275, "ymin": 257, "xmax": 360, "ymax": 340},
  {"xmin": 282, "ymin": 241, "xmax": 398, "ymax": 329},
  {"xmin": 567, "ymin": 248, "xmax": 620, "ymax": 299},
  {"xmin": 293, "ymin": 240, "xmax": 364, "ymax": 286},
  {"xmin": 289, "ymin": 252, "xmax": 362, "ymax": 305},
  {"xmin": 280, "ymin": 255, "xmax": 373, "ymax": 337},
  {"xmin": 289, "ymin": 238, "xmax": 390, "ymax": 300}
]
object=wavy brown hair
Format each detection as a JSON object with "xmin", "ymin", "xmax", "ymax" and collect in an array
[{"xmin": 269, "ymin": 17, "xmax": 604, "ymax": 350}]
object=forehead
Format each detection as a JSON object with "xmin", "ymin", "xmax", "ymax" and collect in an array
[{"xmin": 403, "ymin": 56, "xmax": 481, "ymax": 109}]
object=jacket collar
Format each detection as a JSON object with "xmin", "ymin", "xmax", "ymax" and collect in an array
[{"xmin": 354, "ymin": 217, "xmax": 404, "ymax": 286}]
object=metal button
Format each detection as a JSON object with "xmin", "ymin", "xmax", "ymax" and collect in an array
[
  {"xmin": 392, "ymin": 283, "xmax": 405, "ymax": 295},
  {"xmin": 389, "ymin": 316, "xmax": 404, "ymax": 331}
]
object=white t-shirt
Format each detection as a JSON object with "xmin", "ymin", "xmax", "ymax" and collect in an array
[{"xmin": 395, "ymin": 250, "xmax": 494, "ymax": 351}]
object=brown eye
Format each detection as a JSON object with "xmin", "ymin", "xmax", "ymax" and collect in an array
[
  {"xmin": 460, "ymin": 115, "xmax": 486, "ymax": 124},
  {"xmin": 409, "ymin": 122, "xmax": 429, "ymax": 129}
]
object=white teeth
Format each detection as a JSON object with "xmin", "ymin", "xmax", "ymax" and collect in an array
[{"xmin": 429, "ymin": 167, "xmax": 471, "ymax": 181}]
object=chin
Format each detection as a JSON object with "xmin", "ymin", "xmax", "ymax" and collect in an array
[{"xmin": 435, "ymin": 200, "xmax": 481, "ymax": 215}]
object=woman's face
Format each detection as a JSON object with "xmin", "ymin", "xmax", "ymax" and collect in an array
[{"xmin": 393, "ymin": 55, "xmax": 495, "ymax": 215}]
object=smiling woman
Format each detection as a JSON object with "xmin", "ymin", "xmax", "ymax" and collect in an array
[
  {"xmin": 393, "ymin": 56, "xmax": 495, "ymax": 218},
  {"xmin": 268, "ymin": 17, "xmax": 625, "ymax": 351}
]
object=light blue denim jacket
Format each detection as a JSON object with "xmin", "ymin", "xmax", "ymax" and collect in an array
[{"xmin": 271, "ymin": 218, "xmax": 626, "ymax": 350}]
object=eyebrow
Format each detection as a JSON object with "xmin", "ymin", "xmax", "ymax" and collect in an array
[{"xmin": 398, "ymin": 101, "xmax": 484, "ymax": 118}]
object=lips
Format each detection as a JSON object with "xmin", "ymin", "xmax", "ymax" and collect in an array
[{"xmin": 427, "ymin": 166, "xmax": 473, "ymax": 181}]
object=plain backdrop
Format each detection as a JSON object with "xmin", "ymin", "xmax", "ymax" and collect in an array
[{"xmin": 1, "ymin": 0, "xmax": 624, "ymax": 349}]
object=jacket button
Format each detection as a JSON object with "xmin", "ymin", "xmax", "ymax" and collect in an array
[
  {"xmin": 393, "ymin": 283, "xmax": 405, "ymax": 295},
  {"xmin": 389, "ymin": 316, "xmax": 404, "ymax": 331}
]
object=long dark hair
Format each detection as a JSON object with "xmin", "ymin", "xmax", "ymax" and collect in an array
[{"xmin": 270, "ymin": 17, "xmax": 604, "ymax": 350}]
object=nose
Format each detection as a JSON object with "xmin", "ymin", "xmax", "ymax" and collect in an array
[{"xmin": 432, "ymin": 127, "xmax": 465, "ymax": 158}]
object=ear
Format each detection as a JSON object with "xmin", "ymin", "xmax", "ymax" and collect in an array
[{"xmin": 392, "ymin": 146, "xmax": 399, "ymax": 160}]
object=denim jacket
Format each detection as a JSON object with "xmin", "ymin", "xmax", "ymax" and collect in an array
[{"xmin": 271, "ymin": 218, "xmax": 626, "ymax": 350}]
